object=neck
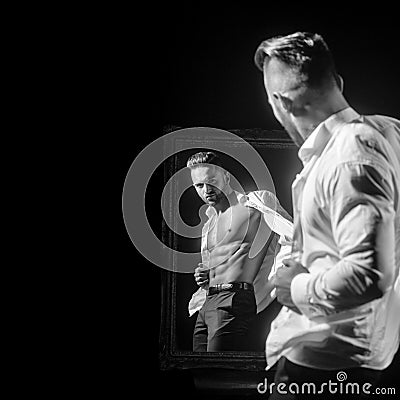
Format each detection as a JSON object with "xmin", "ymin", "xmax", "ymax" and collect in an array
[
  {"xmin": 299, "ymin": 89, "xmax": 349, "ymax": 141},
  {"xmin": 214, "ymin": 189, "xmax": 236, "ymax": 213}
]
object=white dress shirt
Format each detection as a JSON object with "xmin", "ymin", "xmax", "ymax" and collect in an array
[{"xmin": 267, "ymin": 108, "xmax": 400, "ymax": 370}]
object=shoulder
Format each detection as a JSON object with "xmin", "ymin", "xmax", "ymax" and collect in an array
[
  {"xmin": 246, "ymin": 190, "xmax": 293, "ymax": 222},
  {"xmin": 336, "ymin": 114, "xmax": 400, "ymax": 149},
  {"xmin": 325, "ymin": 118, "xmax": 396, "ymax": 170},
  {"xmin": 362, "ymin": 114, "xmax": 400, "ymax": 132},
  {"xmin": 234, "ymin": 200, "xmax": 259, "ymax": 217},
  {"xmin": 231, "ymin": 200, "xmax": 262, "ymax": 227},
  {"xmin": 337, "ymin": 120, "xmax": 381, "ymax": 147},
  {"xmin": 246, "ymin": 190, "xmax": 278, "ymax": 209}
]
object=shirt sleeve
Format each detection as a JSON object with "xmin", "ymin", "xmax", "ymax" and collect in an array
[{"xmin": 291, "ymin": 161, "xmax": 397, "ymax": 318}]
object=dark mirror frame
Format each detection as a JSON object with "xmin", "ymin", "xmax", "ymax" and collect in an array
[{"xmin": 159, "ymin": 127, "xmax": 297, "ymax": 373}]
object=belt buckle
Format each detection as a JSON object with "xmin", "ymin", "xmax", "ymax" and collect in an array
[{"xmin": 221, "ymin": 283, "xmax": 233, "ymax": 291}]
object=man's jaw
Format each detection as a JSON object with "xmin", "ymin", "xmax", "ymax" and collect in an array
[{"xmin": 205, "ymin": 194, "xmax": 217, "ymax": 204}]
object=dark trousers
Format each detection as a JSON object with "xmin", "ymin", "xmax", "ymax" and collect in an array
[
  {"xmin": 193, "ymin": 289, "xmax": 256, "ymax": 352},
  {"xmin": 268, "ymin": 357, "xmax": 382, "ymax": 399}
]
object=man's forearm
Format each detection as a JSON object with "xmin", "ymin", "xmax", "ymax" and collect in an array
[{"xmin": 291, "ymin": 259, "xmax": 386, "ymax": 318}]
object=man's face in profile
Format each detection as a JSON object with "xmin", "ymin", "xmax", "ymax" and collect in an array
[{"xmin": 190, "ymin": 164, "xmax": 229, "ymax": 206}]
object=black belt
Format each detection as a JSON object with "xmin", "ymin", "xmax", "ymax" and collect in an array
[{"xmin": 208, "ymin": 282, "xmax": 254, "ymax": 295}]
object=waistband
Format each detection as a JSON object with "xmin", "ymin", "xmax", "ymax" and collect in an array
[{"xmin": 208, "ymin": 282, "xmax": 254, "ymax": 295}]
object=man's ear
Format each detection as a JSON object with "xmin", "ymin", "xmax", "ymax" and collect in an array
[
  {"xmin": 274, "ymin": 92, "xmax": 293, "ymax": 113},
  {"xmin": 338, "ymin": 75, "xmax": 344, "ymax": 93},
  {"xmin": 224, "ymin": 171, "xmax": 230, "ymax": 184}
]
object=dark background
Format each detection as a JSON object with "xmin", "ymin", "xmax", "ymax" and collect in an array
[{"xmin": 118, "ymin": 5, "xmax": 400, "ymax": 398}]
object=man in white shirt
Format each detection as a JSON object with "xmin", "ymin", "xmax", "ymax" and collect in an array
[{"xmin": 254, "ymin": 31, "xmax": 400, "ymax": 396}]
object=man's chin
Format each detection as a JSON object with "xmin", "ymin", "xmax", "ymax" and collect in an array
[{"xmin": 205, "ymin": 196, "xmax": 217, "ymax": 204}]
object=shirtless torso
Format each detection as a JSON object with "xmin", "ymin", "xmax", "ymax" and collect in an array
[
  {"xmin": 188, "ymin": 156, "xmax": 279, "ymax": 351},
  {"xmin": 205, "ymin": 197, "xmax": 271, "ymax": 286}
]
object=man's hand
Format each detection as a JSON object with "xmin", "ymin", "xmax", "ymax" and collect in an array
[
  {"xmin": 194, "ymin": 265, "xmax": 209, "ymax": 288},
  {"xmin": 274, "ymin": 258, "xmax": 309, "ymax": 313}
]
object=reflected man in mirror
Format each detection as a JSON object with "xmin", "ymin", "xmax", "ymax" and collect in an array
[{"xmin": 187, "ymin": 151, "xmax": 293, "ymax": 352}]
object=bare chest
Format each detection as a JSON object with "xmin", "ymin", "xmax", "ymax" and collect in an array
[{"xmin": 206, "ymin": 205, "xmax": 252, "ymax": 250}]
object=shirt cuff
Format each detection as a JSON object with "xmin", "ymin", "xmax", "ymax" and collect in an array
[{"xmin": 291, "ymin": 272, "xmax": 317, "ymax": 318}]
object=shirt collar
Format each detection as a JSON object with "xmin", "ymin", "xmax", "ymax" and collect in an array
[{"xmin": 298, "ymin": 107, "xmax": 360, "ymax": 165}]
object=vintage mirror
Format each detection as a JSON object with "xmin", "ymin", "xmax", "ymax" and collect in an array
[{"xmin": 158, "ymin": 126, "xmax": 302, "ymax": 392}]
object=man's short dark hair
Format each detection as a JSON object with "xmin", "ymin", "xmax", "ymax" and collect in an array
[
  {"xmin": 254, "ymin": 31, "xmax": 340, "ymax": 89},
  {"xmin": 186, "ymin": 151, "xmax": 223, "ymax": 168}
]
